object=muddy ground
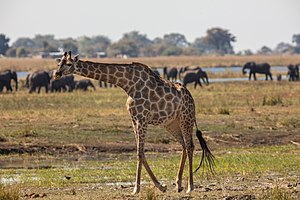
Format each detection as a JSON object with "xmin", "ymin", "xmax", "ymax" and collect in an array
[
  {"xmin": 1, "ymin": 131, "xmax": 299, "ymax": 155},
  {"xmin": 1, "ymin": 131, "xmax": 300, "ymax": 199}
]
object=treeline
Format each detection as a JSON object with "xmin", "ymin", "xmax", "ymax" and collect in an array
[{"xmin": 0, "ymin": 27, "xmax": 300, "ymax": 58}]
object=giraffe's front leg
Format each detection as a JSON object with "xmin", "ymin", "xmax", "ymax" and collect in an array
[
  {"xmin": 133, "ymin": 155, "xmax": 142, "ymax": 194},
  {"xmin": 132, "ymin": 120, "xmax": 143, "ymax": 194},
  {"xmin": 132, "ymin": 119, "xmax": 167, "ymax": 193}
]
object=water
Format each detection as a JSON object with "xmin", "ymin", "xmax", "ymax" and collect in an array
[
  {"xmin": 17, "ymin": 66, "xmax": 288, "ymax": 82},
  {"xmin": 202, "ymin": 66, "xmax": 287, "ymax": 73},
  {"xmin": 17, "ymin": 71, "xmax": 29, "ymax": 79}
]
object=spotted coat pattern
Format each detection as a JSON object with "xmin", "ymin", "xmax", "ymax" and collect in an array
[{"xmin": 54, "ymin": 52, "xmax": 208, "ymax": 194}]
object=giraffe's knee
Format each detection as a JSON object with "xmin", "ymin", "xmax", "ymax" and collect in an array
[{"xmin": 136, "ymin": 150, "xmax": 144, "ymax": 161}]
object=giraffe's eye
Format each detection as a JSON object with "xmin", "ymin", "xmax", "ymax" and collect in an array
[{"xmin": 67, "ymin": 63, "xmax": 72, "ymax": 67}]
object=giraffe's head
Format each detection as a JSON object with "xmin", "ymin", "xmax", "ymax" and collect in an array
[{"xmin": 54, "ymin": 51, "xmax": 79, "ymax": 80}]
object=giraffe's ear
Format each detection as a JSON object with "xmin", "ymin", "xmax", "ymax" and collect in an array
[
  {"xmin": 74, "ymin": 54, "xmax": 79, "ymax": 62},
  {"xmin": 55, "ymin": 58, "xmax": 61, "ymax": 64}
]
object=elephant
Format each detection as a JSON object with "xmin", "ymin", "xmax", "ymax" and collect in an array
[
  {"xmin": 242, "ymin": 62, "xmax": 273, "ymax": 81},
  {"xmin": 180, "ymin": 66, "xmax": 209, "ymax": 84},
  {"xmin": 182, "ymin": 68, "xmax": 209, "ymax": 88},
  {"xmin": 50, "ymin": 74, "xmax": 75, "ymax": 92},
  {"xmin": 287, "ymin": 64, "xmax": 299, "ymax": 81},
  {"xmin": 0, "ymin": 70, "xmax": 18, "ymax": 93},
  {"xmin": 75, "ymin": 79, "xmax": 96, "ymax": 91},
  {"xmin": 163, "ymin": 67, "xmax": 178, "ymax": 82},
  {"xmin": 152, "ymin": 69, "xmax": 160, "ymax": 77},
  {"xmin": 179, "ymin": 66, "xmax": 202, "ymax": 80},
  {"xmin": 99, "ymin": 80, "xmax": 116, "ymax": 88},
  {"xmin": 27, "ymin": 71, "xmax": 51, "ymax": 93}
]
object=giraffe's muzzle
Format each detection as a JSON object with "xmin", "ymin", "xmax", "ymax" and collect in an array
[{"xmin": 54, "ymin": 71, "xmax": 62, "ymax": 80}]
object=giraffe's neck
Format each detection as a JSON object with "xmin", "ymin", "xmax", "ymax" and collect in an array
[{"xmin": 73, "ymin": 60, "xmax": 160, "ymax": 96}]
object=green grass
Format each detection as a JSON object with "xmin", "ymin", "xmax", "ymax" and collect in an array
[
  {"xmin": 0, "ymin": 145, "xmax": 299, "ymax": 187},
  {"xmin": 1, "ymin": 81, "xmax": 300, "ymax": 147}
]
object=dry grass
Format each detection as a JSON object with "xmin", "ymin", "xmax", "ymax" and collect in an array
[
  {"xmin": 0, "ymin": 184, "xmax": 20, "ymax": 200},
  {"xmin": 1, "ymin": 55, "xmax": 300, "ymax": 72}
]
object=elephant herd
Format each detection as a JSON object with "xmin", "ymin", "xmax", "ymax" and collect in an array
[
  {"xmin": 0, "ymin": 70, "xmax": 96, "ymax": 94},
  {"xmin": 25, "ymin": 70, "xmax": 97, "ymax": 93},
  {"xmin": 0, "ymin": 62, "xmax": 299, "ymax": 93},
  {"xmin": 162, "ymin": 66, "xmax": 209, "ymax": 88},
  {"xmin": 242, "ymin": 62, "xmax": 299, "ymax": 81}
]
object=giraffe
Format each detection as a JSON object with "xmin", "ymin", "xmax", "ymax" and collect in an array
[{"xmin": 54, "ymin": 51, "xmax": 214, "ymax": 194}]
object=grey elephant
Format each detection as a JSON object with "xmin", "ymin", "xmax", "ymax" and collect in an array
[
  {"xmin": 99, "ymin": 80, "xmax": 116, "ymax": 88},
  {"xmin": 163, "ymin": 67, "xmax": 178, "ymax": 82},
  {"xmin": 75, "ymin": 79, "xmax": 96, "ymax": 91},
  {"xmin": 181, "ymin": 66, "xmax": 209, "ymax": 84},
  {"xmin": 182, "ymin": 68, "xmax": 209, "ymax": 88},
  {"xmin": 287, "ymin": 64, "xmax": 299, "ymax": 81},
  {"xmin": 50, "ymin": 74, "xmax": 75, "ymax": 92},
  {"xmin": 152, "ymin": 69, "xmax": 160, "ymax": 77},
  {"xmin": 27, "ymin": 71, "xmax": 51, "ymax": 93},
  {"xmin": 0, "ymin": 70, "xmax": 18, "ymax": 93},
  {"xmin": 242, "ymin": 62, "xmax": 273, "ymax": 80}
]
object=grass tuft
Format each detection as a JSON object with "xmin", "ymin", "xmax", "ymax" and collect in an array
[
  {"xmin": 262, "ymin": 96, "xmax": 283, "ymax": 106},
  {"xmin": 0, "ymin": 184, "xmax": 20, "ymax": 200},
  {"xmin": 261, "ymin": 185, "xmax": 293, "ymax": 200},
  {"xmin": 216, "ymin": 107, "xmax": 230, "ymax": 115},
  {"xmin": 145, "ymin": 188, "xmax": 158, "ymax": 200}
]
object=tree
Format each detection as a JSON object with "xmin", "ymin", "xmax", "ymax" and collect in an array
[
  {"xmin": 202, "ymin": 27, "xmax": 236, "ymax": 55},
  {"xmin": 257, "ymin": 46, "xmax": 273, "ymax": 55},
  {"xmin": 16, "ymin": 47, "xmax": 27, "ymax": 57},
  {"xmin": 292, "ymin": 34, "xmax": 300, "ymax": 46},
  {"xmin": 0, "ymin": 34, "xmax": 10, "ymax": 55},
  {"xmin": 77, "ymin": 35, "xmax": 111, "ymax": 57},
  {"xmin": 292, "ymin": 34, "xmax": 300, "ymax": 54},
  {"xmin": 161, "ymin": 46, "xmax": 183, "ymax": 56},
  {"xmin": 192, "ymin": 37, "xmax": 214, "ymax": 55},
  {"xmin": 61, "ymin": 38, "xmax": 78, "ymax": 54},
  {"xmin": 274, "ymin": 42, "xmax": 294, "ymax": 54},
  {"xmin": 107, "ymin": 31, "xmax": 151, "ymax": 57},
  {"xmin": 163, "ymin": 33, "xmax": 189, "ymax": 47},
  {"xmin": 6, "ymin": 47, "xmax": 16, "ymax": 57},
  {"xmin": 33, "ymin": 34, "xmax": 59, "ymax": 50},
  {"xmin": 13, "ymin": 37, "xmax": 35, "ymax": 49},
  {"xmin": 107, "ymin": 40, "xmax": 139, "ymax": 57}
]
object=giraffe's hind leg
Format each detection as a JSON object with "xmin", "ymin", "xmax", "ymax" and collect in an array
[
  {"xmin": 179, "ymin": 119, "xmax": 195, "ymax": 193},
  {"xmin": 166, "ymin": 120, "xmax": 186, "ymax": 192}
]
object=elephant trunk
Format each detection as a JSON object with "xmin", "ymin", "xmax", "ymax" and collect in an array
[
  {"xmin": 242, "ymin": 66, "xmax": 247, "ymax": 74},
  {"xmin": 205, "ymin": 75, "xmax": 209, "ymax": 85},
  {"xmin": 13, "ymin": 72, "xmax": 18, "ymax": 91},
  {"xmin": 15, "ymin": 80, "xmax": 18, "ymax": 91}
]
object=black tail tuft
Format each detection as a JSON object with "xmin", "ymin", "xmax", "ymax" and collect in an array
[{"xmin": 193, "ymin": 129, "xmax": 215, "ymax": 174}]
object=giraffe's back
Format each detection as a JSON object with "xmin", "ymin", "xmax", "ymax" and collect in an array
[{"xmin": 127, "ymin": 80, "xmax": 195, "ymax": 127}]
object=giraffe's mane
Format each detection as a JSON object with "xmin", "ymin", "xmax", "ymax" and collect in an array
[{"xmin": 79, "ymin": 60, "xmax": 162, "ymax": 80}]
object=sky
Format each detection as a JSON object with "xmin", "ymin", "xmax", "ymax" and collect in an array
[{"xmin": 1, "ymin": 0, "xmax": 300, "ymax": 52}]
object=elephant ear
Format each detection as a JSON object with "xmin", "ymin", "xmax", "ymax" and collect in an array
[{"xmin": 55, "ymin": 58, "xmax": 61, "ymax": 64}]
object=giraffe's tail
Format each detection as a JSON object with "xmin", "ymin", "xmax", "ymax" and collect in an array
[{"xmin": 193, "ymin": 124, "xmax": 215, "ymax": 174}]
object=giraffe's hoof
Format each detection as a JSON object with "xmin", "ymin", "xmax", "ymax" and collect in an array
[
  {"xmin": 132, "ymin": 186, "xmax": 140, "ymax": 194},
  {"xmin": 177, "ymin": 187, "xmax": 183, "ymax": 193},
  {"xmin": 186, "ymin": 186, "xmax": 194, "ymax": 193},
  {"xmin": 158, "ymin": 184, "xmax": 167, "ymax": 192}
]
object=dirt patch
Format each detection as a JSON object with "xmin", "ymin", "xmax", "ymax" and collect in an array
[
  {"xmin": 1, "ymin": 131, "xmax": 299, "ymax": 156},
  {"xmin": 19, "ymin": 172, "xmax": 300, "ymax": 199}
]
